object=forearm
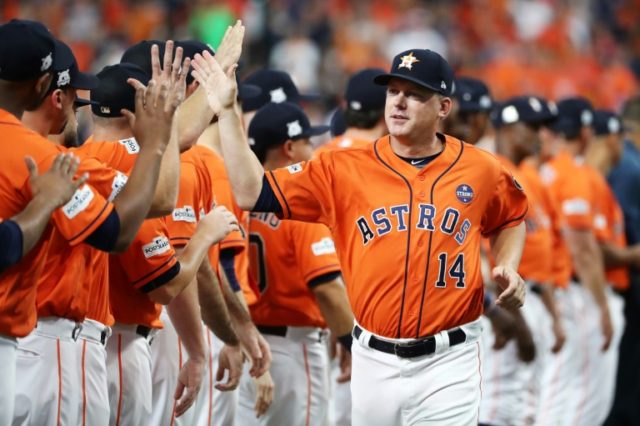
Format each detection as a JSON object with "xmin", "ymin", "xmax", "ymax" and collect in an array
[
  {"xmin": 568, "ymin": 231, "xmax": 608, "ymax": 308},
  {"xmin": 12, "ymin": 196, "xmax": 57, "ymax": 255},
  {"xmin": 539, "ymin": 284, "xmax": 561, "ymax": 323},
  {"xmin": 600, "ymin": 242, "xmax": 639, "ymax": 268},
  {"xmin": 167, "ymin": 281, "xmax": 206, "ymax": 362},
  {"xmin": 217, "ymin": 106, "xmax": 264, "ymax": 210},
  {"xmin": 149, "ymin": 120, "xmax": 179, "ymax": 216},
  {"xmin": 219, "ymin": 265, "xmax": 253, "ymax": 325},
  {"xmin": 313, "ymin": 281, "xmax": 354, "ymax": 336},
  {"xmin": 490, "ymin": 223, "xmax": 526, "ymax": 270},
  {"xmin": 112, "ymin": 147, "xmax": 164, "ymax": 250},
  {"xmin": 196, "ymin": 259, "xmax": 239, "ymax": 345},
  {"xmin": 177, "ymin": 88, "xmax": 215, "ymax": 149}
]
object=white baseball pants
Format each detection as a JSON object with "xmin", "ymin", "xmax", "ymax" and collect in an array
[
  {"xmin": 77, "ymin": 319, "xmax": 111, "ymax": 426},
  {"xmin": 0, "ymin": 334, "xmax": 17, "ymax": 426}
]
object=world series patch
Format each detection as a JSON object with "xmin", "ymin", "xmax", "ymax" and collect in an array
[{"xmin": 455, "ymin": 184, "xmax": 474, "ymax": 204}]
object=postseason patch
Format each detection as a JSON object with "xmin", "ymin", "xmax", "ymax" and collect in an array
[{"xmin": 455, "ymin": 184, "xmax": 474, "ymax": 204}]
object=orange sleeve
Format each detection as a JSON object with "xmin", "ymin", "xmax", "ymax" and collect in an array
[
  {"xmin": 292, "ymin": 222, "xmax": 342, "ymax": 284},
  {"xmin": 264, "ymin": 154, "xmax": 336, "ymax": 227},
  {"xmin": 553, "ymin": 168, "xmax": 594, "ymax": 231},
  {"xmin": 165, "ymin": 163, "xmax": 200, "ymax": 247},
  {"xmin": 115, "ymin": 218, "xmax": 178, "ymax": 292},
  {"xmin": 212, "ymin": 174, "xmax": 246, "ymax": 253},
  {"xmin": 481, "ymin": 164, "xmax": 529, "ymax": 236}
]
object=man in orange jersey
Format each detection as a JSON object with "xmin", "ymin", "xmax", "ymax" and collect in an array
[
  {"xmin": 445, "ymin": 77, "xmax": 494, "ymax": 148},
  {"xmin": 235, "ymin": 102, "xmax": 355, "ymax": 426},
  {"xmin": 480, "ymin": 97, "xmax": 564, "ymax": 426},
  {"xmin": 192, "ymin": 44, "xmax": 528, "ymax": 425},
  {"xmin": 539, "ymin": 97, "xmax": 613, "ymax": 426},
  {"xmin": 0, "ymin": 20, "xmax": 178, "ymax": 426},
  {"xmin": 314, "ymin": 68, "xmax": 387, "ymax": 155}
]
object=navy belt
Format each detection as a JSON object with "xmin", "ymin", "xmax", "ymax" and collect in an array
[
  {"xmin": 136, "ymin": 325, "xmax": 153, "ymax": 339},
  {"xmin": 353, "ymin": 325, "xmax": 466, "ymax": 358},
  {"xmin": 256, "ymin": 325, "xmax": 288, "ymax": 337}
]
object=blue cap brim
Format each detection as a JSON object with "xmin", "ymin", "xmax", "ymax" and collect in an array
[
  {"xmin": 373, "ymin": 73, "xmax": 448, "ymax": 96},
  {"xmin": 297, "ymin": 93, "xmax": 321, "ymax": 102},
  {"xmin": 74, "ymin": 97, "xmax": 99, "ymax": 107},
  {"xmin": 238, "ymin": 83, "xmax": 261, "ymax": 101}
]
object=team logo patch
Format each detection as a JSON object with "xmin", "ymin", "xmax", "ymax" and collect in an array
[
  {"xmin": 109, "ymin": 172, "xmax": 128, "ymax": 202},
  {"xmin": 118, "ymin": 138, "xmax": 140, "ymax": 154},
  {"xmin": 142, "ymin": 236, "xmax": 171, "ymax": 259},
  {"xmin": 41, "ymin": 53, "xmax": 52, "ymax": 71},
  {"xmin": 287, "ymin": 162, "xmax": 303, "ymax": 174},
  {"xmin": 398, "ymin": 52, "xmax": 419, "ymax": 70},
  {"xmin": 287, "ymin": 120, "xmax": 303, "ymax": 138},
  {"xmin": 311, "ymin": 237, "xmax": 336, "ymax": 256},
  {"xmin": 172, "ymin": 205, "xmax": 197, "ymax": 223},
  {"xmin": 57, "ymin": 69, "xmax": 71, "ymax": 87},
  {"xmin": 270, "ymin": 87, "xmax": 287, "ymax": 103},
  {"xmin": 62, "ymin": 185, "xmax": 94, "ymax": 219},
  {"xmin": 455, "ymin": 184, "xmax": 474, "ymax": 204}
]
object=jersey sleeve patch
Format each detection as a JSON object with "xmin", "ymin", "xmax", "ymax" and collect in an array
[
  {"xmin": 109, "ymin": 171, "xmax": 128, "ymax": 202},
  {"xmin": 62, "ymin": 185, "xmax": 95, "ymax": 219},
  {"xmin": 562, "ymin": 198, "xmax": 590, "ymax": 216},
  {"xmin": 311, "ymin": 237, "xmax": 336, "ymax": 256},
  {"xmin": 118, "ymin": 138, "xmax": 140, "ymax": 154},
  {"xmin": 171, "ymin": 205, "xmax": 197, "ymax": 223},
  {"xmin": 142, "ymin": 236, "xmax": 172, "ymax": 259}
]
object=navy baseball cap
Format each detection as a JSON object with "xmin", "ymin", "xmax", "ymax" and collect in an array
[
  {"xmin": 241, "ymin": 69, "xmax": 320, "ymax": 112},
  {"xmin": 493, "ymin": 96, "xmax": 557, "ymax": 129},
  {"xmin": 248, "ymin": 102, "xmax": 329, "ymax": 151},
  {"xmin": 453, "ymin": 77, "xmax": 492, "ymax": 113},
  {"xmin": 374, "ymin": 49, "xmax": 454, "ymax": 96},
  {"xmin": 0, "ymin": 19, "xmax": 57, "ymax": 81},
  {"xmin": 549, "ymin": 97, "xmax": 594, "ymax": 138},
  {"xmin": 91, "ymin": 63, "xmax": 150, "ymax": 117},
  {"xmin": 330, "ymin": 108, "xmax": 347, "ymax": 137},
  {"xmin": 592, "ymin": 110, "xmax": 624, "ymax": 136},
  {"xmin": 51, "ymin": 39, "xmax": 98, "ymax": 90},
  {"xmin": 120, "ymin": 40, "xmax": 164, "ymax": 76},
  {"xmin": 345, "ymin": 68, "xmax": 387, "ymax": 113}
]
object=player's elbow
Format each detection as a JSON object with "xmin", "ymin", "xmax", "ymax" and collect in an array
[
  {"xmin": 235, "ymin": 192, "xmax": 258, "ymax": 211},
  {"xmin": 147, "ymin": 286, "xmax": 178, "ymax": 305},
  {"xmin": 148, "ymin": 195, "xmax": 177, "ymax": 218}
]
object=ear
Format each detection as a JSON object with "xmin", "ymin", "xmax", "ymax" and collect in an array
[
  {"xmin": 50, "ymin": 89, "xmax": 64, "ymax": 110},
  {"xmin": 439, "ymin": 97, "xmax": 452, "ymax": 119},
  {"xmin": 282, "ymin": 139, "xmax": 295, "ymax": 160}
]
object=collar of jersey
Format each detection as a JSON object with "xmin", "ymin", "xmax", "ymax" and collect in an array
[{"xmin": 0, "ymin": 108, "xmax": 23, "ymax": 126}]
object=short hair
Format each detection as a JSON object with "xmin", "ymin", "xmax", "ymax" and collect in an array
[
  {"xmin": 343, "ymin": 108, "xmax": 384, "ymax": 130},
  {"xmin": 622, "ymin": 96, "xmax": 640, "ymax": 128}
]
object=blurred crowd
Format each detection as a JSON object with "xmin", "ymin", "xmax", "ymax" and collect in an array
[{"xmin": 3, "ymin": 0, "xmax": 639, "ymax": 114}]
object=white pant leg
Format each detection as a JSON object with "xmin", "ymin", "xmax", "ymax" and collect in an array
[
  {"xmin": 106, "ymin": 325, "xmax": 153, "ymax": 426},
  {"xmin": 352, "ymin": 320, "xmax": 482, "ymax": 426},
  {"xmin": 598, "ymin": 288, "xmax": 625, "ymax": 424},
  {"xmin": 13, "ymin": 318, "xmax": 82, "ymax": 426},
  {"xmin": 328, "ymin": 356, "xmax": 351, "ymax": 426},
  {"xmin": 194, "ymin": 328, "xmax": 237, "ymax": 426},
  {"xmin": 236, "ymin": 329, "xmax": 330, "ymax": 426},
  {"xmin": 77, "ymin": 336, "xmax": 110, "ymax": 425},
  {"xmin": 0, "ymin": 335, "xmax": 17, "ymax": 426}
]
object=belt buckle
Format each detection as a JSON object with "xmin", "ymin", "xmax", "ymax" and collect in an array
[{"xmin": 393, "ymin": 340, "xmax": 421, "ymax": 358}]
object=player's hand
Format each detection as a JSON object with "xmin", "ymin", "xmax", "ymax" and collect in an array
[
  {"xmin": 199, "ymin": 205, "xmax": 239, "ymax": 244},
  {"xmin": 121, "ymin": 78, "xmax": 179, "ymax": 155},
  {"xmin": 600, "ymin": 307, "xmax": 613, "ymax": 352},
  {"xmin": 550, "ymin": 317, "xmax": 566, "ymax": 353},
  {"xmin": 253, "ymin": 371, "xmax": 274, "ymax": 417},
  {"xmin": 236, "ymin": 323, "xmax": 272, "ymax": 377},
  {"xmin": 215, "ymin": 344, "xmax": 243, "ymax": 392},
  {"xmin": 486, "ymin": 305, "xmax": 517, "ymax": 350},
  {"xmin": 173, "ymin": 357, "xmax": 204, "ymax": 417},
  {"xmin": 26, "ymin": 154, "xmax": 89, "ymax": 209},
  {"xmin": 512, "ymin": 311, "xmax": 536, "ymax": 363},
  {"xmin": 215, "ymin": 20, "xmax": 245, "ymax": 73},
  {"xmin": 492, "ymin": 266, "xmax": 525, "ymax": 309},
  {"xmin": 336, "ymin": 343, "xmax": 352, "ymax": 383},
  {"xmin": 150, "ymin": 40, "xmax": 191, "ymax": 112},
  {"xmin": 190, "ymin": 50, "xmax": 238, "ymax": 115}
]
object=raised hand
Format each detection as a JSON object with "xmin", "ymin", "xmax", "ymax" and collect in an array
[
  {"xmin": 26, "ymin": 153, "xmax": 89, "ymax": 209},
  {"xmin": 215, "ymin": 20, "xmax": 245, "ymax": 73},
  {"xmin": 198, "ymin": 205, "xmax": 240, "ymax": 244},
  {"xmin": 190, "ymin": 51, "xmax": 238, "ymax": 115},
  {"xmin": 151, "ymin": 40, "xmax": 191, "ymax": 111}
]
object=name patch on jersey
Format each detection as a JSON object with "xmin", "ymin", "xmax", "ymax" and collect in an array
[
  {"xmin": 62, "ymin": 185, "xmax": 94, "ymax": 219},
  {"xmin": 118, "ymin": 138, "xmax": 140, "ymax": 154},
  {"xmin": 109, "ymin": 171, "xmax": 128, "ymax": 202},
  {"xmin": 172, "ymin": 205, "xmax": 197, "ymax": 223},
  {"xmin": 287, "ymin": 163, "xmax": 303, "ymax": 174},
  {"xmin": 455, "ymin": 184, "xmax": 474, "ymax": 204},
  {"xmin": 251, "ymin": 212, "xmax": 281, "ymax": 229},
  {"xmin": 142, "ymin": 236, "xmax": 171, "ymax": 258},
  {"xmin": 311, "ymin": 237, "xmax": 336, "ymax": 256},
  {"xmin": 356, "ymin": 204, "xmax": 472, "ymax": 246},
  {"xmin": 562, "ymin": 198, "xmax": 590, "ymax": 216}
]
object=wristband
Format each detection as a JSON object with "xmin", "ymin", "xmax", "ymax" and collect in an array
[{"xmin": 338, "ymin": 333, "xmax": 353, "ymax": 353}]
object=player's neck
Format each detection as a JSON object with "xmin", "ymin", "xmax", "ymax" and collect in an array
[
  {"xmin": 20, "ymin": 110, "xmax": 50, "ymax": 137},
  {"xmin": 0, "ymin": 83, "xmax": 31, "ymax": 120},
  {"xmin": 390, "ymin": 133, "xmax": 442, "ymax": 158},
  {"xmin": 91, "ymin": 121, "xmax": 133, "ymax": 141},
  {"xmin": 557, "ymin": 139, "xmax": 584, "ymax": 158},
  {"xmin": 197, "ymin": 123, "xmax": 222, "ymax": 156}
]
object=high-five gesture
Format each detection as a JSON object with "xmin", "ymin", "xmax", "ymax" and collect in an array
[
  {"xmin": 215, "ymin": 20, "xmax": 245, "ymax": 73},
  {"xmin": 191, "ymin": 51, "xmax": 238, "ymax": 115},
  {"xmin": 151, "ymin": 40, "xmax": 191, "ymax": 110}
]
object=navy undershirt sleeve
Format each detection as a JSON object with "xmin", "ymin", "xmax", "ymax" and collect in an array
[
  {"xmin": 0, "ymin": 220, "xmax": 24, "ymax": 272},
  {"xmin": 85, "ymin": 210, "xmax": 120, "ymax": 252},
  {"xmin": 308, "ymin": 271, "xmax": 341, "ymax": 288},
  {"xmin": 220, "ymin": 249, "xmax": 242, "ymax": 292},
  {"xmin": 140, "ymin": 262, "xmax": 181, "ymax": 294},
  {"xmin": 253, "ymin": 175, "xmax": 283, "ymax": 213}
]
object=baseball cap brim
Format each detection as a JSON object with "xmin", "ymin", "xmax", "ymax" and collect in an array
[
  {"xmin": 373, "ymin": 73, "xmax": 445, "ymax": 95},
  {"xmin": 300, "ymin": 125, "xmax": 330, "ymax": 138},
  {"xmin": 296, "ymin": 93, "xmax": 321, "ymax": 102},
  {"xmin": 238, "ymin": 83, "xmax": 261, "ymax": 101},
  {"xmin": 72, "ymin": 71, "xmax": 99, "ymax": 90},
  {"xmin": 74, "ymin": 97, "xmax": 99, "ymax": 107}
]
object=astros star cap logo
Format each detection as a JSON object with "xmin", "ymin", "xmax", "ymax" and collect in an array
[{"xmin": 398, "ymin": 52, "xmax": 420, "ymax": 71}]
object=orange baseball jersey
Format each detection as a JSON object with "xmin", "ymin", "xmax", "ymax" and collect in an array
[
  {"xmin": 314, "ymin": 136, "xmax": 372, "ymax": 157},
  {"xmin": 195, "ymin": 144, "xmax": 259, "ymax": 305},
  {"xmin": 263, "ymin": 135, "xmax": 528, "ymax": 338},
  {"xmin": 248, "ymin": 212, "xmax": 342, "ymax": 328},
  {"xmin": 0, "ymin": 109, "xmax": 114, "ymax": 337},
  {"xmin": 540, "ymin": 149, "xmax": 596, "ymax": 285},
  {"xmin": 110, "ymin": 218, "xmax": 178, "ymax": 328},
  {"xmin": 585, "ymin": 166, "xmax": 630, "ymax": 291},
  {"xmin": 494, "ymin": 156, "xmax": 553, "ymax": 285}
]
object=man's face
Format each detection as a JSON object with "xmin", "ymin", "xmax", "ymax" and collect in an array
[
  {"xmin": 445, "ymin": 105, "xmax": 488, "ymax": 145},
  {"xmin": 510, "ymin": 122, "xmax": 540, "ymax": 159},
  {"xmin": 385, "ymin": 78, "xmax": 449, "ymax": 142}
]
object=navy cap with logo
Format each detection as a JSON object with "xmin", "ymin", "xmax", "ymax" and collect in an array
[
  {"xmin": 453, "ymin": 77, "xmax": 492, "ymax": 113},
  {"xmin": 120, "ymin": 40, "xmax": 165, "ymax": 76},
  {"xmin": 242, "ymin": 70, "xmax": 320, "ymax": 112},
  {"xmin": 549, "ymin": 97, "xmax": 594, "ymax": 139},
  {"xmin": 345, "ymin": 68, "xmax": 387, "ymax": 113},
  {"xmin": 493, "ymin": 96, "xmax": 557, "ymax": 129},
  {"xmin": 592, "ymin": 110, "xmax": 624, "ymax": 136},
  {"xmin": 248, "ymin": 102, "xmax": 329, "ymax": 152},
  {"xmin": 373, "ymin": 49, "xmax": 454, "ymax": 96},
  {"xmin": 91, "ymin": 63, "xmax": 150, "ymax": 117},
  {"xmin": 0, "ymin": 19, "xmax": 56, "ymax": 81},
  {"xmin": 51, "ymin": 39, "xmax": 98, "ymax": 90}
]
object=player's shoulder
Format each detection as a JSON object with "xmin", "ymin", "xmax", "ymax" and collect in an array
[{"xmin": 453, "ymin": 136, "xmax": 504, "ymax": 174}]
